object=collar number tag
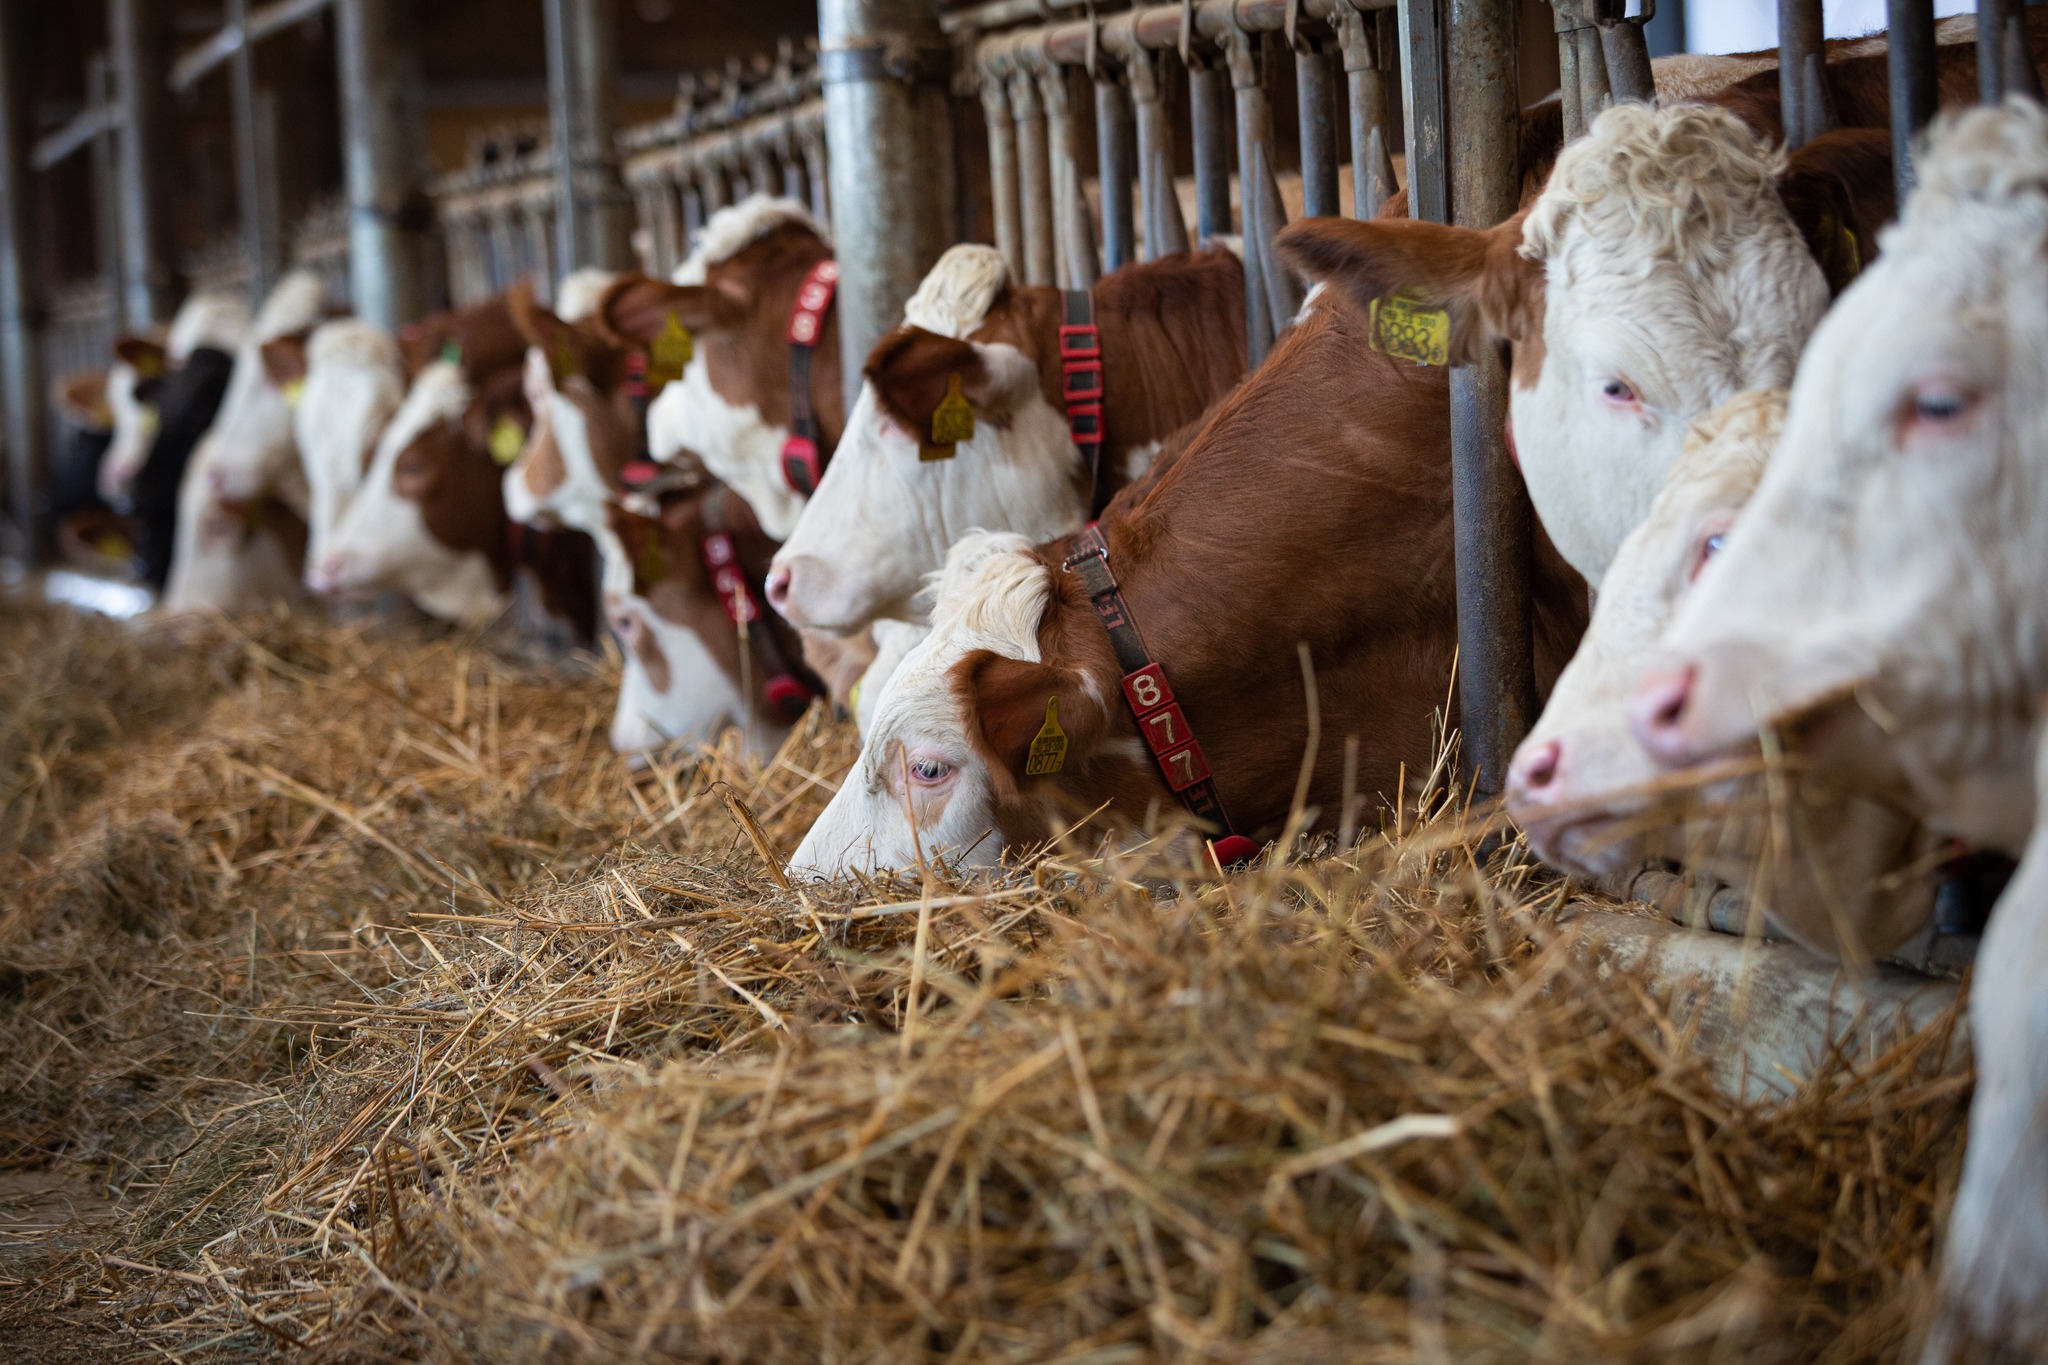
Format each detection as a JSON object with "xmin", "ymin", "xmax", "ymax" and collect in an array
[
  {"xmin": 1369, "ymin": 295, "xmax": 1451, "ymax": 367},
  {"xmin": 488, "ymin": 416, "xmax": 526, "ymax": 466},
  {"xmin": 923, "ymin": 371, "xmax": 975, "ymax": 461},
  {"xmin": 1024, "ymin": 695, "xmax": 1069, "ymax": 776},
  {"xmin": 647, "ymin": 313, "xmax": 693, "ymax": 391}
]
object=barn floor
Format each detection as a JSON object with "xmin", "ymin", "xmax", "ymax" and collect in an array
[{"xmin": 0, "ymin": 598, "xmax": 1974, "ymax": 1362}]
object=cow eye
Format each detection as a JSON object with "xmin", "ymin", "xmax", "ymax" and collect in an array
[
  {"xmin": 908, "ymin": 756, "xmax": 953, "ymax": 785},
  {"xmin": 1687, "ymin": 524, "xmax": 1731, "ymax": 584},
  {"xmin": 1599, "ymin": 378, "xmax": 1639, "ymax": 407},
  {"xmin": 1909, "ymin": 384, "xmax": 1974, "ymax": 426}
]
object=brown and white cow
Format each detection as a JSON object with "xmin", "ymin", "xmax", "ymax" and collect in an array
[
  {"xmin": 1603, "ymin": 102, "xmax": 2048, "ymax": 1360},
  {"xmin": 262, "ymin": 319, "xmax": 408, "ymax": 578},
  {"xmin": 790, "ymin": 283, "xmax": 1587, "ymax": 875},
  {"xmin": 1281, "ymin": 105, "xmax": 1894, "ymax": 585},
  {"xmin": 767, "ymin": 242, "xmax": 1250, "ymax": 635},
  {"xmin": 1505, "ymin": 391, "xmax": 1934, "ymax": 959},
  {"xmin": 99, "ymin": 290, "xmax": 251, "ymax": 507}
]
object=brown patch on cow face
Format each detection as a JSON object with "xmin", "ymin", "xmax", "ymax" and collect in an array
[
  {"xmin": 509, "ymin": 284, "xmax": 630, "ymax": 394},
  {"xmin": 562, "ymin": 376, "xmax": 636, "ymax": 487},
  {"xmin": 113, "ymin": 334, "xmax": 167, "ymax": 376},
  {"xmin": 952, "ymin": 650, "xmax": 1111, "ymax": 802},
  {"xmin": 864, "ymin": 329, "xmax": 992, "ymax": 442},
  {"xmin": 628, "ymin": 612, "xmax": 672, "ymax": 693},
  {"xmin": 386, "ymin": 369, "xmax": 524, "ymax": 581},
  {"xmin": 56, "ymin": 371, "xmax": 110, "ymax": 427},
  {"xmin": 260, "ymin": 333, "xmax": 310, "ymax": 388},
  {"xmin": 517, "ymin": 405, "xmax": 570, "ymax": 500}
]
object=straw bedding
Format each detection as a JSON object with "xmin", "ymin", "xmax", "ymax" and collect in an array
[{"xmin": 0, "ymin": 600, "xmax": 1972, "ymax": 1362}]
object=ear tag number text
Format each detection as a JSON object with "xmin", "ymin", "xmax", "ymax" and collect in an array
[
  {"xmin": 1024, "ymin": 695, "xmax": 1068, "ymax": 776},
  {"xmin": 923, "ymin": 372, "xmax": 975, "ymax": 460},
  {"xmin": 1369, "ymin": 294, "xmax": 1451, "ymax": 367}
]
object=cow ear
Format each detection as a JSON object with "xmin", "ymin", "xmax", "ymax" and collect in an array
[
  {"xmin": 1776, "ymin": 127, "xmax": 1893, "ymax": 297},
  {"xmin": 594, "ymin": 274, "xmax": 739, "ymax": 349},
  {"xmin": 113, "ymin": 334, "xmax": 168, "ymax": 378},
  {"xmin": 509, "ymin": 283, "xmax": 622, "ymax": 390},
  {"xmin": 261, "ymin": 334, "xmax": 310, "ymax": 388},
  {"xmin": 1277, "ymin": 213, "xmax": 1538, "ymax": 364},
  {"xmin": 864, "ymin": 327, "xmax": 1000, "ymax": 443},
  {"xmin": 951, "ymin": 650, "xmax": 1108, "ymax": 797},
  {"xmin": 398, "ymin": 312, "xmax": 459, "ymax": 378},
  {"xmin": 56, "ymin": 371, "xmax": 110, "ymax": 426}
]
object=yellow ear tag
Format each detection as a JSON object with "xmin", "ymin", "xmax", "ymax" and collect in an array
[
  {"xmin": 552, "ymin": 336, "xmax": 582, "ymax": 382},
  {"xmin": 636, "ymin": 534, "xmax": 667, "ymax": 589},
  {"xmin": 1368, "ymin": 294, "xmax": 1452, "ymax": 367},
  {"xmin": 137, "ymin": 405, "xmax": 159, "ymax": 439},
  {"xmin": 488, "ymin": 416, "xmax": 526, "ymax": 466},
  {"xmin": 1023, "ymin": 695, "xmax": 1068, "ymax": 776},
  {"xmin": 923, "ymin": 371, "xmax": 975, "ymax": 461},
  {"xmin": 131, "ymin": 352, "xmax": 163, "ymax": 379},
  {"xmin": 281, "ymin": 379, "xmax": 305, "ymax": 410},
  {"xmin": 647, "ymin": 312, "xmax": 693, "ymax": 390}
]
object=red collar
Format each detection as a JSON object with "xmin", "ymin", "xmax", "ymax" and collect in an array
[
  {"xmin": 782, "ymin": 258, "xmax": 839, "ymax": 495},
  {"xmin": 700, "ymin": 489, "xmax": 819, "ymax": 723},
  {"xmin": 1060, "ymin": 290, "xmax": 1107, "ymax": 516}
]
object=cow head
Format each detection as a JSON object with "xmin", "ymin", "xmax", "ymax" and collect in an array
[
  {"xmin": 504, "ymin": 287, "xmax": 634, "ymax": 542},
  {"xmin": 99, "ymin": 337, "xmax": 169, "ymax": 505},
  {"xmin": 287, "ymin": 320, "xmax": 406, "ymax": 575},
  {"xmin": 600, "ymin": 199, "xmax": 838, "ymax": 540},
  {"xmin": 791, "ymin": 532, "xmax": 1120, "ymax": 876},
  {"xmin": 769, "ymin": 245, "xmax": 1087, "ymax": 634},
  {"xmin": 1633, "ymin": 101, "xmax": 2048, "ymax": 856},
  {"xmin": 602, "ymin": 490, "xmax": 795, "ymax": 760},
  {"xmin": 1282, "ymin": 102, "xmax": 1830, "ymax": 584}
]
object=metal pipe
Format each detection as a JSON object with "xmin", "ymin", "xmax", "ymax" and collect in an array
[
  {"xmin": 0, "ymin": 0, "xmax": 47, "ymax": 560},
  {"xmin": 1556, "ymin": 13, "xmax": 1582, "ymax": 140},
  {"xmin": 821, "ymin": 0, "xmax": 955, "ymax": 415},
  {"xmin": 1295, "ymin": 40, "xmax": 1340, "ymax": 218},
  {"xmin": 1888, "ymin": 0, "xmax": 1937, "ymax": 201},
  {"xmin": 1778, "ymin": 0, "xmax": 1823, "ymax": 150},
  {"xmin": 1334, "ymin": 4, "xmax": 1397, "ymax": 218},
  {"xmin": 1010, "ymin": 67, "xmax": 1055, "ymax": 285},
  {"xmin": 169, "ymin": 0, "xmax": 333, "ymax": 92},
  {"xmin": 1400, "ymin": 0, "xmax": 1447, "ymax": 224},
  {"xmin": 1446, "ymin": 0, "xmax": 1533, "ymax": 794},
  {"xmin": 1222, "ymin": 22, "xmax": 1274, "ymax": 362},
  {"xmin": 545, "ymin": 0, "xmax": 634, "ymax": 273},
  {"xmin": 1128, "ymin": 45, "xmax": 1178, "ymax": 259},
  {"xmin": 1979, "ymin": 0, "xmax": 2044, "ymax": 104},
  {"xmin": 336, "ymin": 0, "xmax": 429, "ymax": 329},
  {"xmin": 1574, "ymin": 25, "xmax": 1609, "ymax": 128},
  {"xmin": 228, "ymin": 0, "xmax": 281, "ymax": 305},
  {"xmin": 1251, "ymin": 140, "xmax": 1302, "ymax": 329},
  {"xmin": 1094, "ymin": 63, "xmax": 1135, "ymax": 271},
  {"xmin": 1599, "ymin": 13, "xmax": 1655, "ymax": 106},
  {"xmin": 1187, "ymin": 58, "xmax": 1233, "ymax": 239},
  {"xmin": 799, "ymin": 123, "xmax": 830, "ymax": 226},
  {"xmin": 1036, "ymin": 60, "xmax": 1080, "ymax": 288},
  {"xmin": 86, "ymin": 56, "xmax": 125, "ymax": 313}
]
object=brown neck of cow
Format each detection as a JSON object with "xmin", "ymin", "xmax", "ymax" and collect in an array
[
  {"xmin": 703, "ymin": 227, "xmax": 845, "ymax": 449},
  {"xmin": 649, "ymin": 489, "xmax": 822, "ymax": 709},
  {"xmin": 994, "ymin": 292, "xmax": 1586, "ymax": 848}
]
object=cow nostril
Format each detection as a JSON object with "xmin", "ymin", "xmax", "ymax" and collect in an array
[
  {"xmin": 1627, "ymin": 663, "xmax": 1699, "ymax": 754},
  {"xmin": 765, "ymin": 565, "xmax": 792, "ymax": 611},
  {"xmin": 1513, "ymin": 739, "xmax": 1561, "ymax": 794}
]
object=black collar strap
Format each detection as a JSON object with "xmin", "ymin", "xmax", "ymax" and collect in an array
[
  {"xmin": 701, "ymin": 487, "xmax": 817, "ymax": 724},
  {"xmin": 1060, "ymin": 289, "xmax": 1106, "ymax": 516},
  {"xmin": 1061, "ymin": 523, "xmax": 1260, "ymax": 868},
  {"xmin": 783, "ymin": 258, "xmax": 839, "ymax": 496}
]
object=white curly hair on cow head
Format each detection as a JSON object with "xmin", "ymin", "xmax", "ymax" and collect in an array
[
  {"xmin": 790, "ymin": 530, "xmax": 1047, "ymax": 877},
  {"xmin": 1509, "ymin": 100, "xmax": 1829, "ymax": 584}
]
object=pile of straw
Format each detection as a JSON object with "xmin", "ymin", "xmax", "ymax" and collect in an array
[{"xmin": 0, "ymin": 601, "xmax": 1971, "ymax": 1362}]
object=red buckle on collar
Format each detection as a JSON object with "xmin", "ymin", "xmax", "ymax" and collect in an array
[
  {"xmin": 620, "ymin": 460, "xmax": 662, "ymax": 488},
  {"xmin": 1058, "ymin": 323, "xmax": 1101, "ymax": 359},
  {"xmin": 788, "ymin": 260, "xmax": 839, "ymax": 346},
  {"xmin": 763, "ymin": 673, "xmax": 814, "ymax": 723},
  {"xmin": 782, "ymin": 433, "xmax": 823, "ymax": 495},
  {"xmin": 701, "ymin": 531, "xmax": 760, "ymax": 626}
]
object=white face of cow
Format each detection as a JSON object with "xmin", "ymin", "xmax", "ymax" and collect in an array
[
  {"xmin": 99, "ymin": 360, "xmax": 158, "ymax": 505},
  {"xmin": 605, "ymin": 598, "xmax": 775, "ymax": 760},
  {"xmin": 644, "ymin": 352, "xmax": 807, "ymax": 539},
  {"xmin": 201, "ymin": 338, "xmax": 303, "ymax": 509},
  {"xmin": 1508, "ymin": 393, "xmax": 1777, "ymax": 875},
  {"xmin": 1638, "ymin": 103, "xmax": 2048, "ymax": 854},
  {"xmin": 295, "ymin": 322, "xmax": 405, "ymax": 573},
  {"xmin": 311, "ymin": 360, "xmax": 505, "ymax": 628},
  {"xmin": 788, "ymin": 533, "xmax": 1040, "ymax": 877},
  {"xmin": 768, "ymin": 352, "xmax": 1081, "ymax": 635},
  {"xmin": 1512, "ymin": 104, "xmax": 1830, "ymax": 583}
]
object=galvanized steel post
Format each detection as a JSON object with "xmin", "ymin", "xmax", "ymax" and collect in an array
[
  {"xmin": 1401, "ymin": 0, "xmax": 1449, "ymax": 224},
  {"xmin": 337, "ymin": 0, "xmax": 430, "ymax": 328},
  {"xmin": 108, "ymin": 0, "xmax": 179, "ymax": 326},
  {"xmin": 1447, "ymin": 0, "xmax": 1533, "ymax": 794},
  {"xmin": 1221, "ymin": 20, "xmax": 1274, "ymax": 362},
  {"xmin": 821, "ymin": 0, "xmax": 955, "ymax": 415},
  {"xmin": 1187, "ymin": 54, "xmax": 1234, "ymax": 240},
  {"xmin": 1010, "ymin": 67, "xmax": 1055, "ymax": 285},
  {"xmin": 1093, "ymin": 54, "xmax": 1135, "ymax": 272},
  {"xmin": 87, "ymin": 56, "xmax": 126, "ymax": 313},
  {"xmin": 0, "ymin": 0, "xmax": 46, "ymax": 560},
  {"xmin": 1334, "ymin": 4, "xmax": 1398, "ymax": 219},
  {"xmin": 1127, "ymin": 43, "xmax": 1188, "ymax": 259},
  {"xmin": 545, "ymin": 0, "xmax": 635, "ymax": 274},
  {"xmin": 1597, "ymin": 2, "xmax": 1655, "ymax": 106},
  {"xmin": 1777, "ymin": 0, "xmax": 1824, "ymax": 150},
  {"xmin": 1037, "ymin": 59, "xmax": 1098, "ymax": 289},
  {"xmin": 980, "ymin": 74, "xmax": 1024, "ymax": 278},
  {"xmin": 1293, "ymin": 28, "xmax": 1340, "ymax": 219},
  {"xmin": 1979, "ymin": 0, "xmax": 2044, "ymax": 104},
  {"xmin": 227, "ymin": 0, "xmax": 282, "ymax": 305},
  {"xmin": 1887, "ymin": 0, "xmax": 1937, "ymax": 201}
]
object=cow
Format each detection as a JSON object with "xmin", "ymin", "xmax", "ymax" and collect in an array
[
  {"xmin": 1504, "ymin": 391, "xmax": 1934, "ymax": 959},
  {"xmin": 1599, "ymin": 101, "xmax": 2048, "ymax": 1362},
  {"xmin": 1280, "ymin": 104, "xmax": 1895, "ymax": 585},
  {"xmin": 98, "ymin": 289, "xmax": 250, "ymax": 508},
  {"xmin": 261, "ymin": 319, "xmax": 408, "ymax": 576},
  {"xmin": 766, "ymin": 241, "xmax": 1250, "ymax": 636},
  {"xmin": 591, "ymin": 196, "xmax": 840, "ymax": 540},
  {"xmin": 603, "ymin": 479, "xmax": 823, "ymax": 759},
  {"xmin": 789, "ymin": 282, "xmax": 1588, "ymax": 876}
]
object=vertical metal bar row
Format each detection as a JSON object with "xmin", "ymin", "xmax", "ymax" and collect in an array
[
  {"xmin": 1010, "ymin": 67, "xmax": 1055, "ymax": 285},
  {"xmin": 1221, "ymin": 22, "xmax": 1274, "ymax": 363},
  {"xmin": 1980, "ymin": 0, "xmax": 2045, "ymax": 104},
  {"xmin": 982, "ymin": 72, "xmax": 1024, "ymax": 279},
  {"xmin": 336, "ymin": 0, "xmax": 429, "ymax": 330},
  {"xmin": 1129, "ymin": 45, "xmax": 1188, "ymax": 260},
  {"xmin": 1036, "ymin": 59, "xmax": 1092, "ymax": 289},
  {"xmin": 1401, "ymin": 0, "xmax": 1449, "ymax": 224},
  {"xmin": 1335, "ymin": 4, "xmax": 1398, "ymax": 219},
  {"xmin": 1445, "ymin": 0, "xmax": 1534, "ymax": 794},
  {"xmin": 1093, "ymin": 59, "xmax": 1135, "ymax": 272},
  {"xmin": 1887, "ymin": 0, "xmax": 1937, "ymax": 202},
  {"xmin": 1187, "ymin": 57, "xmax": 1233, "ymax": 241},
  {"xmin": 1295, "ymin": 37, "xmax": 1340, "ymax": 219},
  {"xmin": 109, "ymin": 0, "xmax": 179, "ymax": 328}
]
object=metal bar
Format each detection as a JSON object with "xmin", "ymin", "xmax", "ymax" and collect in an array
[
  {"xmin": 1295, "ymin": 40, "xmax": 1340, "ymax": 218},
  {"xmin": 169, "ymin": 0, "xmax": 333, "ymax": 92},
  {"xmin": 1094, "ymin": 63, "xmax": 1135, "ymax": 271},
  {"xmin": 799, "ymin": 123, "xmax": 830, "ymax": 226},
  {"xmin": 1557, "ymin": 12, "xmax": 1583, "ymax": 140},
  {"xmin": 1187, "ymin": 59, "xmax": 1233, "ymax": 239},
  {"xmin": 1036, "ymin": 60, "xmax": 1077, "ymax": 288},
  {"xmin": 87, "ymin": 56, "xmax": 125, "ymax": 311},
  {"xmin": 1778, "ymin": 0, "xmax": 1823, "ymax": 150},
  {"xmin": 1222, "ymin": 22, "xmax": 1273, "ymax": 362},
  {"xmin": 1334, "ymin": 4, "xmax": 1396, "ymax": 217},
  {"xmin": 1979, "ymin": 0, "xmax": 2044, "ymax": 104},
  {"xmin": 1574, "ymin": 24, "xmax": 1609, "ymax": 129},
  {"xmin": 1399, "ymin": 0, "xmax": 1448, "ymax": 225},
  {"xmin": 1599, "ymin": 15, "xmax": 1655, "ymax": 105},
  {"xmin": 228, "ymin": 0, "xmax": 281, "ymax": 305},
  {"xmin": 0, "ymin": 0, "xmax": 47, "ymax": 560},
  {"xmin": 337, "ymin": 0, "xmax": 428, "ymax": 330},
  {"xmin": 1129, "ymin": 45, "xmax": 1176, "ymax": 258},
  {"xmin": 1887, "ymin": 0, "xmax": 1937, "ymax": 200},
  {"xmin": 1252, "ymin": 140, "xmax": 1302, "ymax": 329},
  {"xmin": 821, "ymin": 0, "xmax": 955, "ymax": 415},
  {"xmin": 30, "ymin": 104, "xmax": 114, "ymax": 172},
  {"xmin": 545, "ymin": 0, "xmax": 634, "ymax": 272},
  {"xmin": 1011, "ymin": 68, "xmax": 1055, "ymax": 285},
  {"xmin": 1446, "ymin": 0, "xmax": 1532, "ymax": 794},
  {"xmin": 110, "ymin": 0, "xmax": 179, "ymax": 326}
]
